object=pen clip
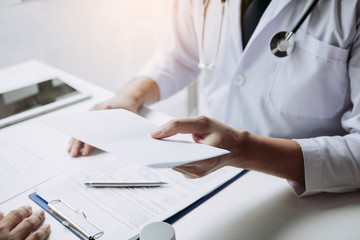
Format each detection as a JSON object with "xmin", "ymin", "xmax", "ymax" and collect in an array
[{"xmin": 47, "ymin": 199, "xmax": 104, "ymax": 240}]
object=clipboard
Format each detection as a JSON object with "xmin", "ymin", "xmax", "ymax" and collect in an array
[
  {"xmin": 29, "ymin": 193, "xmax": 104, "ymax": 240},
  {"xmin": 30, "ymin": 169, "xmax": 248, "ymax": 240}
]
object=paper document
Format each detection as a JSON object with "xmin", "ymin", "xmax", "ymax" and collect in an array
[
  {"xmin": 36, "ymin": 153, "xmax": 241, "ymax": 240},
  {"xmin": 0, "ymin": 133, "xmax": 69, "ymax": 204},
  {"xmin": 42, "ymin": 109, "xmax": 229, "ymax": 167}
]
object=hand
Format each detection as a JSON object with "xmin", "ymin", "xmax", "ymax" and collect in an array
[
  {"xmin": 67, "ymin": 94, "xmax": 139, "ymax": 157},
  {"xmin": 151, "ymin": 116, "xmax": 249, "ymax": 178},
  {"xmin": 67, "ymin": 77, "xmax": 160, "ymax": 157},
  {"xmin": 0, "ymin": 206, "xmax": 50, "ymax": 240},
  {"xmin": 151, "ymin": 116, "xmax": 305, "ymax": 184}
]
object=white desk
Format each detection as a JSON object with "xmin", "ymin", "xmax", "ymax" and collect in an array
[{"xmin": 2, "ymin": 61, "xmax": 360, "ymax": 240}]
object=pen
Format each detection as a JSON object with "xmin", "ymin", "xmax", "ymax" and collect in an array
[{"xmin": 84, "ymin": 181, "xmax": 168, "ymax": 188}]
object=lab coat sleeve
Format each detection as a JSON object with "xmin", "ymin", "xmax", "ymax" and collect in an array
[
  {"xmin": 293, "ymin": 17, "xmax": 360, "ymax": 197},
  {"xmin": 136, "ymin": 0, "xmax": 200, "ymax": 100}
]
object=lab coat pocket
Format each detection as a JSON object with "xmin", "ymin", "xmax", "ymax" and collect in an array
[{"xmin": 269, "ymin": 30, "xmax": 349, "ymax": 119}]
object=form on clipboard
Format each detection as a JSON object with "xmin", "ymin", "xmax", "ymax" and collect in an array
[{"xmin": 30, "ymin": 154, "xmax": 246, "ymax": 240}]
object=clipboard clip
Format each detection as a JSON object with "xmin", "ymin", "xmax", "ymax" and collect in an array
[{"xmin": 47, "ymin": 199, "xmax": 104, "ymax": 240}]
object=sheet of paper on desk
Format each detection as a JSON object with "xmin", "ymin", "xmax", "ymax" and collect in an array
[
  {"xmin": 42, "ymin": 109, "xmax": 229, "ymax": 168},
  {"xmin": 35, "ymin": 154, "xmax": 241, "ymax": 240},
  {"xmin": 0, "ymin": 132, "xmax": 70, "ymax": 204}
]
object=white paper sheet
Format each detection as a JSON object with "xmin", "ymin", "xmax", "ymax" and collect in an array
[
  {"xmin": 0, "ymin": 131, "xmax": 70, "ymax": 204},
  {"xmin": 36, "ymin": 154, "xmax": 241, "ymax": 240},
  {"xmin": 42, "ymin": 109, "xmax": 230, "ymax": 167}
]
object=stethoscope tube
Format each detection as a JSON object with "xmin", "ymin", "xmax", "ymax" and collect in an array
[
  {"xmin": 291, "ymin": 0, "xmax": 319, "ymax": 34},
  {"xmin": 198, "ymin": 0, "xmax": 226, "ymax": 70}
]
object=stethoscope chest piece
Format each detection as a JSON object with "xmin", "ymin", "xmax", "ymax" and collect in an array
[
  {"xmin": 270, "ymin": 31, "xmax": 295, "ymax": 58},
  {"xmin": 269, "ymin": 0, "xmax": 320, "ymax": 58}
]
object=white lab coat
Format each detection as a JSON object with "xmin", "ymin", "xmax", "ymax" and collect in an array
[{"xmin": 138, "ymin": 0, "xmax": 360, "ymax": 197}]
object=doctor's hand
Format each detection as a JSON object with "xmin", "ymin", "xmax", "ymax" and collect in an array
[
  {"xmin": 68, "ymin": 77, "xmax": 160, "ymax": 157},
  {"xmin": 151, "ymin": 116, "xmax": 305, "ymax": 184},
  {"xmin": 0, "ymin": 206, "xmax": 50, "ymax": 240},
  {"xmin": 151, "ymin": 116, "xmax": 248, "ymax": 178}
]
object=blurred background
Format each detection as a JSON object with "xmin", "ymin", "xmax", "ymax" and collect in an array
[{"xmin": 0, "ymin": 0, "xmax": 192, "ymax": 117}]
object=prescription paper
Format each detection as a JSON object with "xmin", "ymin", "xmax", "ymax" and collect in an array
[{"xmin": 42, "ymin": 109, "xmax": 229, "ymax": 167}]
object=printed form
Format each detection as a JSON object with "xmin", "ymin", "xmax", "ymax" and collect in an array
[
  {"xmin": 0, "ymin": 122, "xmax": 72, "ymax": 204},
  {"xmin": 36, "ymin": 154, "xmax": 241, "ymax": 240}
]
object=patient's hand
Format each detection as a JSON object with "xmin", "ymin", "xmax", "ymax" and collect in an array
[
  {"xmin": 67, "ymin": 93, "xmax": 138, "ymax": 157},
  {"xmin": 0, "ymin": 206, "xmax": 50, "ymax": 240},
  {"xmin": 68, "ymin": 76, "xmax": 159, "ymax": 157}
]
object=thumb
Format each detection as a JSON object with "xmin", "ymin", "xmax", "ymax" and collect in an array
[
  {"xmin": 150, "ymin": 123, "xmax": 178, "ymax": 139},
  {"xmin": 151, "ymin": 117, "xmax": 207, "ymax": 139}
]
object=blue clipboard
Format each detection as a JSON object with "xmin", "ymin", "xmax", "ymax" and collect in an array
[
  {"xmin": 30, "ymin": 169, "xmax": 248, "ymax": 240},
  {"xmin": 29, "ymin": 193, "xmax": 85, "ymax": 239},
  {"xmin": 29, "ymin": 194, "xmax": 104, "ymax": 240},
  {"xmin": 164, "ymin": 169, "xmax": 248, "ymax": 224}
]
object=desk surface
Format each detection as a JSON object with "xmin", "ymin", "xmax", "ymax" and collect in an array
[{"xmin": 2, "ymin": 61, "xmax": 360, "ymax": 240}]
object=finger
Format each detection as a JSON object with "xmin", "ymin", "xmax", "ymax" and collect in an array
[
  {"xmin": 82, "ymin": 144, "xmax": 94, "ymax": 156},
  {"xmin": 172, "ymin": 167, "xmax": 199, "ymax": 179},
  {"xmin": 172, "ymin": 158, "xmax": 221, "ymax": 179},
  {"xmin": 67, "ymin": 138, "xmax": 75, "ymax": 153},
  {"xmin": 0, "ymin": 211, "xmax": 4, "ymax": 220},
  {"xmin": 89, "ymin": 104, "xmax": 99, "ymax": 111},
  {"xmin": 69, "ymin": 139, "xmax": 84, "ymax": 157},
  {"xmin": 11, "ymin": 210, "xmax": 45, "ymax": 239},
  {"xmin": 151, "ymin": 116, "xmax": 211, "ymax": 139},
  {"xmin": 26, "ymin": 224, "xmax": 51, "ymax": 240},
  {"xmin": 90, "ymin": 102, "xmax": 110, "ymax": 111},
  {"xmin": 1, "ymin": 206, "xmax": 32, "ymax": 231}
]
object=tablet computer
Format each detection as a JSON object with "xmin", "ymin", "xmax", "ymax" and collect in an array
[{"xmin": 0, "ymin": 78, "xmax": 91, "ymax": 128}]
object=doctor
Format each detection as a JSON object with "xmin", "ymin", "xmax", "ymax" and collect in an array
[{"xmin": 69, "ymin": 0, "xmax": 360, "ymax": 197}]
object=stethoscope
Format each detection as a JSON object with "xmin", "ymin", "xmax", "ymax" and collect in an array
[{"xmin": 198, "ymin": 0, "xmax": 320, "ymax": 70}]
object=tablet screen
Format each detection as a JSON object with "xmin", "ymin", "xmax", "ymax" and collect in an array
[{"xmin": 0, "ymin": 78, "xmax": 81, "ymax": 120}]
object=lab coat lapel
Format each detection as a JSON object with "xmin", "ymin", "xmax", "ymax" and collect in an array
[{"xmin": 243, "ymin": 0, "xmax": 294, "ymax": 51}]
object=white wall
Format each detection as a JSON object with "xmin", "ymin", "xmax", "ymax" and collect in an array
[{"xmin": 0, "ymin": 0, "xmax": 189, "ymax": 118}]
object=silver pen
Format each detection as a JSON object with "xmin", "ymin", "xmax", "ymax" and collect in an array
[{"xmin": 84, "ymin": 181, "xmax": 168, "ymax": 188}]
